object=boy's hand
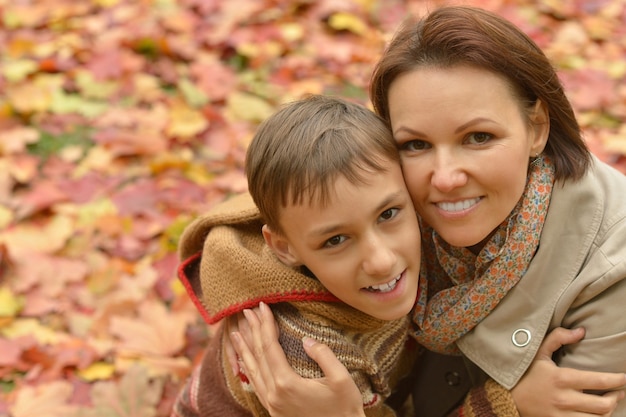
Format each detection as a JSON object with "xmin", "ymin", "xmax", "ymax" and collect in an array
[
  {"xmin": 512, "ymin": 327, "xmax": 626, "ymax": 416},
  {"xmin": 225, "ymin": 302, "xmax": 366, "ymax": 417}
]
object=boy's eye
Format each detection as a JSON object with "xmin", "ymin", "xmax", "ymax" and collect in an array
[
  {"xmin": 379, "ymin": 208, "xmax": 399, "ymax": 221},
  {"xmin": 466, "ymin": 132, "xmax": 493, "ymax": 144},
  {"xmin": 324, "ymin": 235, "xmax": 346, "ymax": 248}
]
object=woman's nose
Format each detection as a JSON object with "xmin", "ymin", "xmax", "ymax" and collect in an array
[{"xmin": 431, "ymin": 154, "xmax": 468, "ymax": 192}]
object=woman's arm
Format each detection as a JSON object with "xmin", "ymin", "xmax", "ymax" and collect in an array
[
  {"xmin": 510, "ymin": 327, "xmax": 625, "ymax": 416},
  {"xmin": 227, "ymin": 303, "xmax": 625, "ymax": 417},
  {"xmin": 452, "ymin": 327, "xmax": 625, "ymax": 417}
]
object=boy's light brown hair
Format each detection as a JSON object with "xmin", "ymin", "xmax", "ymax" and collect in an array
[{"xmin": 245, "ymin": 95, "xmax": 400, "ymax": 235}]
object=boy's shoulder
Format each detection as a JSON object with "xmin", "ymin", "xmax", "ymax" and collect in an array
[{"xmin": 179, "ymin": 193, "xmax": 260, "ymax": 262}]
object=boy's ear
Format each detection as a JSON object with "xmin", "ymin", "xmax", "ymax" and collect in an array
[{"xmin": 262, "ymin": 225, "xmax": 302, "ymax": 267}]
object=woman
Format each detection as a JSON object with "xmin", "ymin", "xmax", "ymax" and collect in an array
[{"xmin": 229, "ymin": 5, "xmax": 626, "ymax": 417}]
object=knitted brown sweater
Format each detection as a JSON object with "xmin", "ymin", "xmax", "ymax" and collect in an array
[{"xmin": 176, "ymin": 193, "xmax": 419, "ymax": 417}]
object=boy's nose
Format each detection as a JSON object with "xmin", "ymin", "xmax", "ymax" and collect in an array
[{"xmin": 361, "ymin": 235, "xmax": 396, "ymax": 276}]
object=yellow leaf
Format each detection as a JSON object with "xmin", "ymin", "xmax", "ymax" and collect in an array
[
  {"xmin": 328, "ymin": 12, "xmax": 367, "ymax": 35},
  {"xmin": 0, "ymin": 287, "xmax": 24, "ymax": 317},
  {"xmin": 226, "ymin": 91, "xmax": 275, "ymax": 123},
  {"xmin": 170, "ymin": 279, "xmax": 186, "ymax": 297},
  {"xmin": 183, "ymin": 162, "xmax": 215, "ymax": 185},
  {"xmin": 75, "ymin": 146, "xmax": 115, "ymax": 176},
  {"xmin": 1, "ymin": 58, "xmax": 38, "ymax": 82},
  {"xmin": 50, "ymin": 90, "xmax": 108, "ymax": 118},
  {"xmin": 603, "ymin": 127, "xmax": 626, "ymax": 154},
  {"xmin": 0, "ymin": 205, "xmax": 13, "ymax": 230},
  {"xmin": 75, "ymin": 70, "xmax": 119, "ymax": 100},
  {"xmin": 178, "ymin": 78, "xmax": 209, "ymax": 107},
  {"xmin": 237, "ymin": 41, "xmax": 282, "ymax": 59},
  {"xmin": 78, "ymin": 361, "xmax": 116, "ymax": 381},
  {"xmin": 95, "ymin": 0, "xmax": 121, "ymax": 6},
  {"xmin": 166, "ymin": 99, "xmax": 208, "ymax": 139},
  {"xmin": 1, "ymin": 318, "xmax": 68, "ymax": 344},
  {"xmin": 606, "ymin": 61, "xmax": 626, "ymax": 79},
  {"xmin": 75, "ymin": 197, "xmax": 118, "ymax": 230},
  {"xmin": 279, "ymin": 23, "xmax": 304, "ymax": 42},
  {"xmin": 133, "ymin": 73, "xmax": 164, "ymax": 102},
  {"xmin": 6, "ymin": 75, "xmax": 63, "ymax": 114}
]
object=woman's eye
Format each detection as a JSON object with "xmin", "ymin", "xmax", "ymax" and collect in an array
[
  {"xmin": 324, "ymin": 235, "xmax": 346, "ymax": 248},
  {"xmin": 399, "ymin": 140, "xmax": 429, "ymax": 151},
  {"xmin": 467, "ymin": 132, "xmax": 493, "ymax": 144},
  {"xmin": 379, "ymin": 208, "xmax": 399, "ymax": 221}
]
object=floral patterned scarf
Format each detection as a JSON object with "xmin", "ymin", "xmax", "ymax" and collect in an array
[{"xmin": 411, "ymin": 155, "xmax": 555, "ymax": 354}]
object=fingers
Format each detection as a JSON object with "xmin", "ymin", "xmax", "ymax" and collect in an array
[
  {"xmin": 228, "ymin": 303, "xmax": 291, "ymax": 393},
  {"xmin": 230, "ymin": 330, "xmax": 271, "ymax": 410},
  {"xmin": 242, "ymin": 306, "xmax": 277, "ymax": 387},
  {"xmin": 536, "ymin": 327, "xmax": 585, "ymax": 360},
  {"xmin": 600, "ymin": 390, "xmax": 625, "ymax": 417},
  {"xmin": 565, "ymin": 389, "xmax": 625, "ymax": 416},
  {"xmin": 301, "ymin": 337, "xmax": 353, "ymax": 384},
  {"xmin": 230, "ymin": 303, "xmax": 366, "ymax": 417},
  {"xmin": 224, "ymin": 315, "xmax": 243, "ymax": 376},
  {"xmin": 548, "ymin": 362, "xmax": 626, "ymax": 396}
]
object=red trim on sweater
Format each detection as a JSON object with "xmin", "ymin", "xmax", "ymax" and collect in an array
[{"xmin": 177, "ymin": 252, "xmax": 342, "ymax": 324}]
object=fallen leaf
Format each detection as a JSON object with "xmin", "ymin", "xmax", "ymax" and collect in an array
[
  {"xmin": 77, "ymin": 361, "xmax": 116, "ymax": 382},
  {"xmin": 80, "ymin": 364, "xmax": 162, "ymax": 417},
  {"xmin": 0, "ymin": 214, "xmax": 75, "ymax": 259},
  {"xmin": 166, "ymin": 99, "xmax": 209, "ymax": 139},
  {"xmin": 9, "ymin": 380, "xmax": 77, "ymax": 417},
  {"xmin": 0, "ymin": 287, "xmax": 24, "ymax": 317},
  {"xmin": 328, "ymin": 12, "xmax": 368, "ymax": 35},
  {"xmin": 226, "ymin": 91, "xmax": 275, "ymax": 123},
  {"xmin": 0, "ymin": 127, "xmax": 39, "ymax": 155},
  {"xmin": 110, "ymin": 300, "xmax": 193, "ymax": 358}
]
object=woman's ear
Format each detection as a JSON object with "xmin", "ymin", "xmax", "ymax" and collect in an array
[
  {"xmin": 262, "ymin": 224, "xmax": 302, "ymax": 267},
  {"xmin": 530, "ymin": 99, "xmax": 550, "ymax": 156}
]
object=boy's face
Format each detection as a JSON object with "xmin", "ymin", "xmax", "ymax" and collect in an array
[{"xmin": 263, "ymin": 159, "xmax": 421, "ymax": 321}]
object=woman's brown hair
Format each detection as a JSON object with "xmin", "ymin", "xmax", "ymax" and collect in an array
[{"xmin": 370, "ymin": 6, "xmax": 591, "ymax": 181}]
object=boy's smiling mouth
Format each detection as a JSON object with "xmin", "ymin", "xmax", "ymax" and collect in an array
[{"xmin": 365, "ymin": 272, "xmax": 403, "ymax": 293}]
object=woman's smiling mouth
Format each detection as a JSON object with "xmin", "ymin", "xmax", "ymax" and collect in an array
[{"xmin": 437, "ymin": 198, "xmax": 481, "ymax": 213}]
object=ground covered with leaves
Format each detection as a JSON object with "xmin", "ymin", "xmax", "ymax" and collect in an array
[{"xmin": 0, "ymin": 0, "xmax": 625, "ymax": 416}]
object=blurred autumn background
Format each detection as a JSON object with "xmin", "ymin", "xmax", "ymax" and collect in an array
[{"xmin": 0, "ymin": 0, "xmax": 625, "ymax": 415}]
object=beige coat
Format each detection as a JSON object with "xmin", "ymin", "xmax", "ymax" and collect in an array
[{"xmin": 414, "ymin": 156, "xmax": 626, "ymax": 416}]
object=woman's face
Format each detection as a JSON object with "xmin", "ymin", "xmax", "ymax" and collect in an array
[{"xmin": 387, "ymin": 65, "xmax": 549, "ymax": 248}]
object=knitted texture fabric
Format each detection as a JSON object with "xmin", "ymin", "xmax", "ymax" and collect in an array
[
  {"xmin": 451, "ymin": 379, "xmax": 520, "ymax": 417},
  {"xmin": 178, "ymin": 193, "xmax": 341, "ymax": 324},
  {"xmin": 176, "ymin": 192, "xmax": 418, "ymax": 417}
]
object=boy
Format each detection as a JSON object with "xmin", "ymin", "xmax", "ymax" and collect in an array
[{"xmin": 172, "ymin": 95, "xmax": 422, "ymax": 417}]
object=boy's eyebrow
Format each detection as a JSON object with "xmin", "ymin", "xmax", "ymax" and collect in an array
[{"xmin": 308, "ymin": 190, "xmax": 405, "ymax": 237}]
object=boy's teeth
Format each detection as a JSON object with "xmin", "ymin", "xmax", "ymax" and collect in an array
[{"xmin": 367, "ymin": 275, "xmax": 401, "ymax": 293}]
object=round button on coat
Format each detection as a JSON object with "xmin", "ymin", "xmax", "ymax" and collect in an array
[{"xmin": 512, "ymin": 328, "xmax": 532, "ymax": 347}]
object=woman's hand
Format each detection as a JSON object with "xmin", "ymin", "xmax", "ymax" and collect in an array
[
  {"xmin": 225, "ymin": 302, "xmax": 366, "ymax": 417},
  {"xmin": 512, "ymin": 327, "xmax": 626, "ymax": 416}
]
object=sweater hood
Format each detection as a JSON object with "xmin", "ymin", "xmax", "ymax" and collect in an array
[{"xmin": 178, "ymin": 193, "xmax": 344, "ymax": 324}]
